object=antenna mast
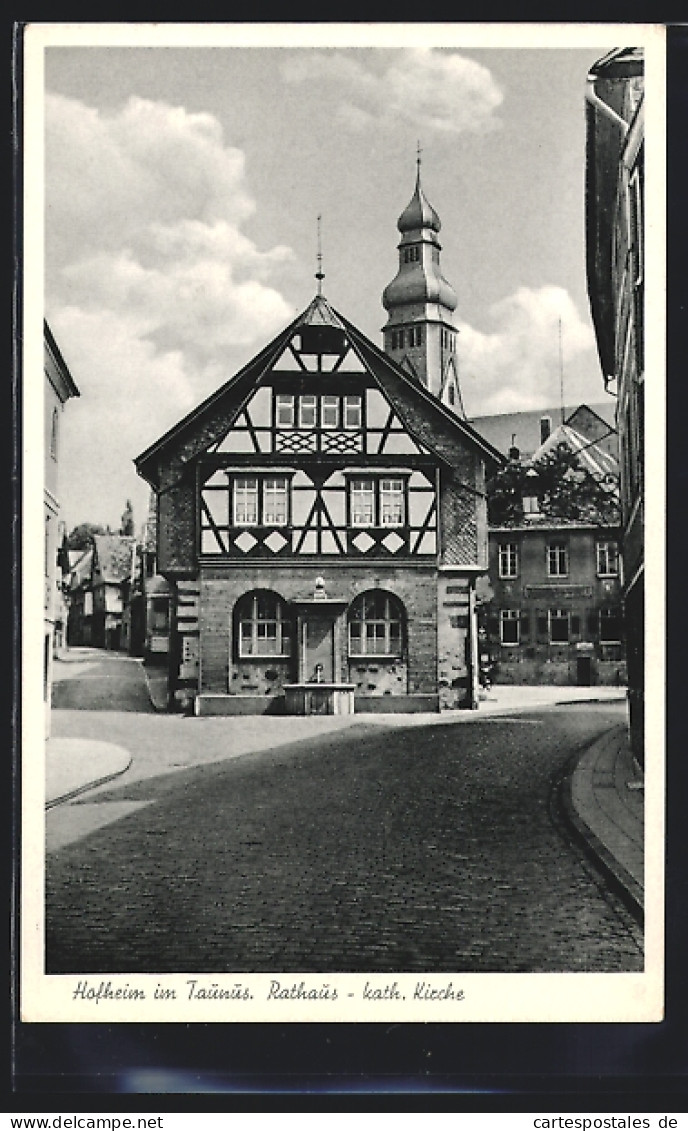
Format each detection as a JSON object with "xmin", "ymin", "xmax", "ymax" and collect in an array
[{"xmin": 558, "ymin": 317, "xmax": 565, "ymax": 424}]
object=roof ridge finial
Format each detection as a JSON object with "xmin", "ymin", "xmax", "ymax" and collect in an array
[
  {"xmin": 315, "ymin": 213, "xmax": 325, "ymax": 297},
  {"xmin": 416, "ymin": 139, "xmax": 422, "ymax": 185}
]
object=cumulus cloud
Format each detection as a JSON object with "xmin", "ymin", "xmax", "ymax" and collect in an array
[
  {"xmin": 281, "ymin": 48, "xmax": 502, "ymax": 135},
  {"xmin": 281, "ymin": 48, "xmax": 503, "ymax": 135},
  {"xmin": 45, "ymin": 93, "xmax": 295, "ymax": 528},
  {"xmin": 458, "ymin": 286, "xmax": 597, "ymax": 416}
]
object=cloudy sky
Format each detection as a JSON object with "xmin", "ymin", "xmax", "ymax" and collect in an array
[{"xmin": 40, "ymin": 28, "xmax": 621, "ymax": 533}]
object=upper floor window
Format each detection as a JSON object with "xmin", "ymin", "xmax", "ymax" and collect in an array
[
  {"xmin": 596, "ymin": 541, "xmax": 619, "ymax": 577},
  {"xmin": 547, "ymin": 542, "xmax": 568, "ymax": 577},
  {"xmin": 276, "ymin": 394, "xmax": 295, "ymax": 427},
  {"xmin": 348, "ymin": 591, "xmax": 404, "ymax": 657},
  {"xmin": 274, "ymin": 392, "xmax": 362, "ymax": 431},
  {"xmin": 233, "ymin": 475, "xmax": 289, "ymax": 527},
  {"xmin": 298, "ymin": 395, "xmax": 317, "ymax": 428},
  {"xmin": 343, "ymin": 395, "xmax": 362, "ymax": 430},
  {"xmin": 498, "ymin": 542, "xmax": 518, "ymax": 578},
  {"xmin": 349, "ymin": 476, "xmax": 405, "ymax": 528},
  {"xmin": 403, "ymin": 246, "xmax": 420, "ymax": 264}
]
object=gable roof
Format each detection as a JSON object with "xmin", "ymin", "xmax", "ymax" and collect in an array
[
  {"xmin": 468, "ymin": 402, "xmax": 616, "ymax": 459},
  {"xmin": 92, "ymin": 535, "xmax": 136, "ymax": 584},
  {"xmin": 135, "ymin": 294, "xmax": 504, "ymax": 489},
  {"xmin": 530, "ymin": 422, "xmax": 619, "ymax": 480}
]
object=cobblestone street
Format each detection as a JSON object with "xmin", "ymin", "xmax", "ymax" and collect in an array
[{"xmin": 45, "ymin": 653, "xmax": 643, "ymax": 974}]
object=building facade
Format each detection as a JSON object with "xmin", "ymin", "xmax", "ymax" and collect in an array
[
  {"xmin": 44, "ymin": 322, "xmax": 79, "ymax": 731},
  {"xmin": 585, "ymin": 47, "xmax": 644, "ymax": 762},
  {"xmin": 476, "ymin": 412, "xmax": 625, "ymax": 687},
  {"xmin": 136, "ymin": 283, "xmax": 501, "ymax": 716}
]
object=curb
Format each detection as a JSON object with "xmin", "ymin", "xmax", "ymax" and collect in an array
[
  {"xmin": 141, "ymin": 662, "xmax": 169, "ymax": 713},
  {"xmin": 45, "ymin": 752, "xmax": 133, "ymax": 809},
  {"xmin": 554, "ymin": 695, "xmax": 627, "ymax": 707},
  {"xmin": 559, "ymin": 745, "xmax": 644, "ymax": 927}
]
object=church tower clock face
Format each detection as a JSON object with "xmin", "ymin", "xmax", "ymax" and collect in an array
[{"xmin": 381, "ymin": 153, "xmax": 464, "ymax": 416}]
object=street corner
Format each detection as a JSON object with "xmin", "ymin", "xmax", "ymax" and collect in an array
[{"xmin": 46, "ymin": 737, "xmax": 132, "ymax": 808}]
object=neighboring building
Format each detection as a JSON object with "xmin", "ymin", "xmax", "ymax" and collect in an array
[
  {"xmin": 135, "ymin": 277, "xmax": 502, "ymax": 715},
  {"xmin": 468, "ymin": 402, "xmax": 618, "ymax": 462},
  {"xmin": 479, "ymin": 420, "xmax": 625, "ymax": 687},
  {"xmin": 121, "ymin": 494, "xmax": 171, "ymax": 662},
  {"xmin": 66, "ymin": 546, "xmax": 94, "ymax": 646},
  {"xmin": 90, "ymin": 534, "xmax": 137, "ymax": 650},
  {"xmin": 585, "ymin": 47, "xmax": 644, "ymax": 762},
  {"xmin": 44, "ymin": 322, "xmax": 79, "ymax": 730}
]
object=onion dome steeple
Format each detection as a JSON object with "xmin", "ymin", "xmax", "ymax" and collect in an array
[{"xmin": 382, "ymin": 150, "xmax": 463, "ymax": 414}]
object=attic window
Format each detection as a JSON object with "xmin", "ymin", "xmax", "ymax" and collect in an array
[{"xmin": 295, "ymin": 325, "xmax": 346, "ymax": 356}]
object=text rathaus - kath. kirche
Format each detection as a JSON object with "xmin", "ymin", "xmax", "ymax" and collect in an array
[{"xmin": 135, "ymin": 164, "xmax": 504, "ymax": 716}]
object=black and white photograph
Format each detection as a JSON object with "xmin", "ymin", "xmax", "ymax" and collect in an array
[{"xmin": 24, "ymin": 22, "xmax": 664, "ymax": 1023}]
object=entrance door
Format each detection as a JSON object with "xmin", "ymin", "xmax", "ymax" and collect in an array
[
  {"xmin": 302, "ymin": 615, "xmax": 335, "ymax": 683},
  {"xmin": 576, "ymin": 656, "xmax": 593, "ymax": 686}
]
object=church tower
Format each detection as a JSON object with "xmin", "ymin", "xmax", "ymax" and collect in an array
[{"xmin": 382, "ymin": 154, "xmax": 463, "ymax": 414}]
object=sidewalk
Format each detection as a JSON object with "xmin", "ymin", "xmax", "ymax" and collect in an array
[{"xmin": 563, "ymin": 721, "xmax": 644, "ymax": 922}]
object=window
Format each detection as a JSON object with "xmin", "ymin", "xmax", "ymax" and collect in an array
[
  {"xmin": 232, "ymin": 476, "xmax": 289, "ymax": 526},
  {"xmin": 274, "ymin": 392, "xmax": 362, "ymax": 430},
  {"xmin": 262, "ymin": 478, "xmax": 288, "ymax": 525},
  {"xmin": 299, "ymin": 395, "xmax": 317, "ymax": 428},
  {"xmin": 233, "ymin": 477, "xmax": 259, "ymax": 525},
  {"xmin": 547, "ymin": 542, "xmax": 568, "ymax": 577},
  {"xmin": 237, "ymin": 591, "xmax": 291, "ymax": 657},
  {"xmin": 596, "ymin": 541, "xmax": 619, "ymax": 576},
  {"xmin": 349, "ymin": 476, "xmax": 406, "ymax": 528},
  {"xmin": 600, "ymin": 607, "xmax": 622, "ymax": 643},
  {"xmin": 409, "ymin": 326, "xmax": 422, "ymax": 347},
  {"xmin": 344, "ymin": 393, "xmax": 362, "ymax": 429},
  {"xmin": 498, "ymin": 542, "xmax": 518, "ymax": 578},
  {"xmin": 348, "ymin": 591, "xmax": 404, "ymax": 657},
  {"xmin": 523, "ymin": 491, "xmax": 540, "ymax": 515},
  {"xmin": 500, "ymin": 609, "xmax": 520, "ymax": 645},
  {"xmin": 150, "ymin": 597, "xmax": 169, "ymax": 633},
  {"xmin": 380, "ymin": 478, "xmax": 405, "ymax": 526},
  {"xmin": 549, "ymin": 608, "xmax": 570, "ymax": 643},
  {"xmin": 276, "ymin": 394, "xmax": 295, "ymax": 427},
  {"xmin": 447, "ymin": 386, "xmax": 455, "ymax": 406},
  {"xmin": 321, "ymin": 395, "xmax": 340, "ymax": 429},
  {"xmin": 350, "ymin": 479, "xmax": 376, "ymax": 527}
]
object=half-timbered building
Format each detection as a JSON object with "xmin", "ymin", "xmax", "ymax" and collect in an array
[{"xmin": 135, "ymin": 176, "xmax": 502, "ymax": 716}]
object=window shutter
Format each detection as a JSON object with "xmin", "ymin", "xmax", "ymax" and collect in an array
[
  {"xmin": 487, "ymin": 616, "xmax": 499, "ymax": 638},
  {"xmin": 571, "ymin": 615, "xmax": 581, "ymax": 637},
  {"xmin": 537, "ymin": 613, "xmax": 549, "ymax": 640},
  {"xmin": 588, "ymin": 612, "xmax": 598, "ymax": 637},
  {"xmin": 520, "ymin": 614, "xmax": 530, "ymax": 639}
]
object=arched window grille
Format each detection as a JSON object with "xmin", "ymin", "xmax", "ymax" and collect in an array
[
  {"xmin": 235, "ymin": 591, "xmax": 291, "ymax": 657},
  {"xmin": 348, "ymin": 591, "xmax": 404, "ymax": 657}
]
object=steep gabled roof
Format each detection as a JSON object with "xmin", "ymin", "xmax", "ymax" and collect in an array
[
  {"xmin": 530, "ymin": 422, "xmax": 619, "ymax": 480},
  {"xmin": 92, "ymin": 535, "xmax": 136, "ymax": 584},
  {"xmin": 135, "ymin": 294, "xmax": 504, "ymax": 489}
]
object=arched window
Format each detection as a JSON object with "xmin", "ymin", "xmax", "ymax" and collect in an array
[
  {"xmin": 348, "ymin": 590, "xmax": 404, "ymax": 657},
  {"xmin": 235, "ymin": 590, "xmax": 291, "ymax": 657}
]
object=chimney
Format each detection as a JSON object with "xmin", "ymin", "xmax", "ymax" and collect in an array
[
  {"xmin": 540, "ymin": 415, "xmax": 552, "ymax": 444},
  {"xmin": 508, "ymin": 433, "xmax": 520, "ymax": 461}
]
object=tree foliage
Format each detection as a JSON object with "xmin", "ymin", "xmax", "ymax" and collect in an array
[
  {"xmin": 487, "ymin": 443, "xmax": 620, "ymax": 527},
  {"xmin": 65, "ymin": 522, "xmax": 108, "ymax": 552}
]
